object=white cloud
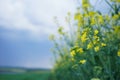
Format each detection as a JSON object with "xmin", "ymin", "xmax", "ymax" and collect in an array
[
  {"xmin": 0, "ymin": 0, "xmax": 76, "ymax": 41},
  {"xmin": 0, "ymin": 0, "xmax": 110, "ymax": 41}
]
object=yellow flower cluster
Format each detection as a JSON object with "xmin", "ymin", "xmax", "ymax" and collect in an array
[
  {"xmin": 79, "ymin": 59, "xmax": 86, "ymax": 64},
  {"xmin": 98, "ymin": 15, "xmax": 104, "ymax": 24},
  {"xmin": 74, "ymin": 13, "xmax": 83, "ymax": 21},
  {"xmin": 70, "ymin": 50, "xmax": 76, "ymax": 57},
  {"xmin": 74, "ymin": 13, "xmax": 84, "ymax": 26},
  {"xmin": 89, "ymin": 11, "xmax": 96, "ymax": 17},
  {"xmin": 93, "ymin": 30, "xmax": 100, "ymax": 44},
  {"xmin": 81, "ymin": 31, "xmax": 88, "ymax": 43},
  {"xmin": 93, "ymin": 36, "xmax": 100, "ymax": 42},
  {"xmin": 87, "ymin": 42, "xmax": 93, "ymax": 49},
  {"xmin": 70, "ymin": 47, "xmax": 84, "ymax": 57},
  {"xmin": 117, "ymin": 50, "xmax": 120, "ymax": 57},
  {"xmin": 113, "ymin": 26, "xmax": 120, "ymax": 33},
  {"xmin": 101, "ymin": 43, "xmax": 106, "ymax": 47},
  {"xmin": 113, "ymin": 26, "xmax": 120, "ymax": 39},
  {"xmin": 77, "ymin": 48, "xmax": 84, "ymax": 53},
  {"xmin": 112, "ymin": 14, "xmax": 119, "ymax": 20},
  {"xmin": 82, "ymin": 0, "xmax": 90, "ymax": 9},
  {"xmin": 94, "ymin": 30, "xmax": 99, "ymax": 35},
  {"xmin": 91, "ymin": 17, "xmax": 96, "ymax": 25},
  {"xmin": 94, "ymin": 46, "xmax": 100, "ymax": 52}
]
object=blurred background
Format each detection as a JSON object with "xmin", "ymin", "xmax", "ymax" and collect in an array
[{"xmin": 0, "ymin": 0, "xmax": 77, "ymax": 69}]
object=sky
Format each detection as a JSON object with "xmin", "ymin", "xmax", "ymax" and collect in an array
[{"xmin": 0, "ymin": 0, "xmax": 109, "ymax": 68}]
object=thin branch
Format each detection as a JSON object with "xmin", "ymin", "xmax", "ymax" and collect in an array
[{"xmin": 105, "ymin": 0, "xmax": 115, "ymax": 10}]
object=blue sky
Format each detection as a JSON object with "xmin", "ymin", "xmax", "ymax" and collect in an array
[{"xmin": 0, "ymin": 0, "xmax": 109, "ymax": 68}]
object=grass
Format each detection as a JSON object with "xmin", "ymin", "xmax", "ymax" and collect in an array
[{"xmin": 0, "ymin": 69, "xmax": 51, "ymax": 80}]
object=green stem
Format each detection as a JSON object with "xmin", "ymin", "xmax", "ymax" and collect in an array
[
  {"xmin": 108, "ymin": 56, "xmax": 114, "ymax": 80},
  {"xmin": 105, "ymin": 0, "xmax": 115, "ymax": 11}
]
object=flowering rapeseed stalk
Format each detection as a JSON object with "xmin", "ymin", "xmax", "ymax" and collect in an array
[
  {"xmin": 50, "ymin": 0, "xmax": 120, "ymax": 80},
  {"xmin": 74, "ymin": 13, "xmax": 84, "ymax": 26}
]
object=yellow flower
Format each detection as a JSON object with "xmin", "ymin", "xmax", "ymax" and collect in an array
[
  {"xmin": 74, "ymin": 13, "xmax": 83, "ymax": 20},
  {"xmin": 74, "ymin": 13, "xmax": 84, "ymax": 26},
  {"xmin": 113, "ymin": 26, "xmax": 120, "ymax": 33},
  {"xmin": 91, "ymin": 17, "xmax": 96, "ymax": 25},
  {"xmin": 81, "ymin": 32, "xmax": 88, "ymax": 43},
  {"xmin": 82, "ymin": 0, "xmax": 90, "ymax": 8},
  {"xmin": 94, "ymin": 46, "xmax": 100, "ymax": 52},
  {"xmin": 101, "ymin": 43, "xmax": 106, "ymax": 47},
  {"xmin": 113, "ymin": 26, "xmax": 120, "ymax": 38},
  {"xmin": 117, "ymin": 50, "xmax": 120, "ymax": 57},
  {"xmin": 91, "ymin": 78, "xmax": 100, "ymax": 80},
  {"xmin": 89, "ymin": 11, "xmax": 96, "ymax": 17},
  {"xmin": 79, "ymin": 59, "xmax": 86, "ymax": 64},
  {"xmin": 82, "ymin": 3, "xmax": 90, "ymax": 8},
  {"xmin": 93, "ymin": 40, "xmax": 97, "ymax": 45},
  {"xmin": 70, "ymin": 50, "xmax": 76, "ymax": 57},
  {"xmin": 112, "ymin": 14, "xmax": 119, "ymax": 20},
  {"xmin": 98, "ymin": 15, "xmax": 104, "ymax": 24},
  {"xmin": 87, "ymin": 42, "xmax": 93, "ymax": 49},
  {"xmin": 94, "ymin": 30, "xmax": 99, "ymax": 35},
  {"xmin": 77, "ymin": 48, "xmax": 84, "ymax": 53},
  {"xmin": 84, "ymin": 13, "xmax": 89, "ymax": 18},
  {"xmin": 93, "ymin": 36, "xmax": 100, "ymax": 41},
  {"xmin": 78, "ymin": 20, "xmax": 84, "ymax": 26}
]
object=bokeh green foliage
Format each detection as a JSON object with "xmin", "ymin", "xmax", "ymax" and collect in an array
[{"xmin": 50, "ymin": 0, "xmax": 120, "ymax": 80}]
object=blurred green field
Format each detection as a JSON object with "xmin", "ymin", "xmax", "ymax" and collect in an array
[
  {"xmin": 0, "ymin": 67, "xmax": 51, "ymax": 80},
  {"xmin": 0, "ymin": 71, "xmax": 50, "ymax": 80}
]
